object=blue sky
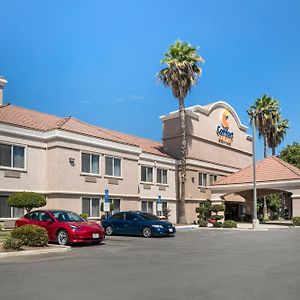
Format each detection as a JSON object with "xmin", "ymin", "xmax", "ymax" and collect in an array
[{"xmin": 1, "ymin": 0, "xmax": 299, "ymax": 159}]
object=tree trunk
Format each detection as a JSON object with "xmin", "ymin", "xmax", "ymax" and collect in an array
[
  {"xmin": 263, "ymin": 196, "xmax": 268, "ymax": 220},
  {"xmin": 264, "ymin": 136, "xmax": 268, "ymax": 158},
  {"xmin": 178, "ymin": 98, "xmax": 187, "ymax": 224},
  {"xmin": 272, "ymin": 147, "xmax": 275, "ymax": 156}
]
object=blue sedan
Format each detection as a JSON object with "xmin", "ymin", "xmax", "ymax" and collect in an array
[{"xmin": 102, "ymin": 211, "xmax": 176, "ymax": 238}]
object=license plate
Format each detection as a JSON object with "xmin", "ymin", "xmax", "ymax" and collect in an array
[
  {"xmin": 169, "ymin": 228, "xmax": 173, "ymax": 232},
  {"xmin": 92, "ymin": 233, "xmax": 99, "ymax": 239}
]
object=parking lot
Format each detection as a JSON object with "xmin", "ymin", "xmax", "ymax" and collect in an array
[{"xmin": 1, "ymin": 228, "xmax": 300, "ymax": 300}]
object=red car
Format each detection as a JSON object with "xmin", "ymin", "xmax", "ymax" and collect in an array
[{"xmin": 15, "ymin": 210, "xmax": 105, "ymax": 245}]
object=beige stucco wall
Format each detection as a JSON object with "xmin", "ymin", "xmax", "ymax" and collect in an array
[
  {"xmin": 0, "ymin": 134, "xmax": 47, "ymax": 193},
  {"xmin": 162, "ymin": 103, "xmax": 252, "ymax": 170}
]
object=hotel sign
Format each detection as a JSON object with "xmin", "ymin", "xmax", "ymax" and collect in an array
[{"xmin": 216, "ymin": 109, "xmax": 234, "ymax": 146}]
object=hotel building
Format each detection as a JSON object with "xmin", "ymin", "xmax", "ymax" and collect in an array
[{"xmin": 3, "ymin": 77, "xmax": 298, "ymax": 224}]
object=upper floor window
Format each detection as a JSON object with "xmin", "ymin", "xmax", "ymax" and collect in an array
[
  {"xmin": 210, "ymin": 174, "xmax": 218, "ymax": 185},
  {"xmin": 141, "ymin": 166, "xmax": 153, "ymax": 183},
  {"xmin": 105, "ymin": 156, "xmax": 121, "ymax": 177},
  {"xmin": 0, "ymin": 143, "xmax": 25, "ymax": 169},
  {"xmin": 157, "ymin": 168, "xmax": 168, "ymax": 184},
  {"xmin": 81, "ymin": 153, "xmax": 100, "ymax": 174},
  {"xmin": 199, "ymin": 173, "xmax": 208, "ymax": 187}
]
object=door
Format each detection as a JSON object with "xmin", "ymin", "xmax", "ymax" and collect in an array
[
  {"xmin": 123, "ymin": 212, "xmax": 140, "ymax": 235},
  {"xmin": 109, "ymin": 212, "xmax": 125, "ymax": 234}
]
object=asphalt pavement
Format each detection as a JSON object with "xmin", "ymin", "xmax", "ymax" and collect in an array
[{"xmin": 0, "ymin": 228, "xmax": 300, "ymax": 300}]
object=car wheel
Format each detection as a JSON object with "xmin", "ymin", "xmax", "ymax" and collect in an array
[
  {"xmin": 142, "ymin": 227, "xmax": 152, "ymax": 238},
  {"xmin": 105, "ymin": 226, "xmax": 113, "ymax": 236},
  {"xmin": 57, "ymin": 229, "xmax": 69, "ymax": 245}
]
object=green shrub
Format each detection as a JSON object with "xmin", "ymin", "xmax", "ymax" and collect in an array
[
  {"xmin": 3, "ymin": 237, "xmax": 23, "ymax": 251},
  {"xmin": 12, "ymin": 225, "xmax": 48, "ymax": 247},
  {"xmin": 213, "ymin": 222, "xmax": 223, "ymax": 228},
  {"xmin": 198, "ymin": 220, "xmax": 208, "ymax": 227},
  {"xmin": 80, "ymin": 213, "xmax": 88, "ymax": 220},
  {"xmin": 7, "ymin": 192, "xmax": 46, "ymax": 213},
  {"xmin": 292, "ymin": 216, "xmax": 300, "ymax": 226},
  {"xmin": 222, "ymin": 220, "xmax": 237, "ymax": 228}
]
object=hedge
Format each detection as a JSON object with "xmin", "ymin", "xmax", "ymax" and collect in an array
[{"xmin": 11, "ymin": 225, "xmax": 48, "ymax": 247}]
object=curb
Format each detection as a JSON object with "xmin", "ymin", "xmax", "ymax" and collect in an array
[{"xmin": 0, "ymin": 244, "xmax": 71, "ymax": 258}]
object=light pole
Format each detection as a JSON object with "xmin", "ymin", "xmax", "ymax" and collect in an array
[{"xmin": 252, "ymin": 116, "xmax": 259, "ymax": 229}]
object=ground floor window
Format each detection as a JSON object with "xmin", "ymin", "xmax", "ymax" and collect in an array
[
  {"xmin": 141, "ymin": 201, "xmax": 153, "ymax": 214},
  {"xmin": 0, "ymin": 196, "xmax": 24, "ymax": 218},
  {"xmin": 108, "ymin": 199, "xmax": 120, "ymax": 214},
  {"xmin": 157, "ymin": 201, "xmax": 168, "ymax": 217},
  {"xmin": 82, "ymin": 197, "xmax": 100, "ymax": 217}
]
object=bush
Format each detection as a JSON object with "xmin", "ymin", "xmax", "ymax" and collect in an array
[
  {"xmin": 213, "ymin": 222, "xmax": 223, "ymax": 228},
  {"xmin": 198, "ymin": 220, "xmax": 208, "ymax": 227},
  {"xmin": 3, "ymin": 237, "xmax": 23, "ymax": 251},
  {"xmin": 292, "ymin": 216, "xmax": 300, "ymax": 226},
  {"xmin": 80, "ymin": 213, "xmax": 88, "ymax": 220},
  {"xmin": 222, "ymin": 220, "xmax": 237, "ymax": 228},
  {"xmin": 7, "ymin": 192, "xmax": 46, "ymax": 213},
  {"xmin": 12, "ymin": 225, "xmax": 48, "ymax": 247},
  {"xmin": 0, "ymin": 223, "xmax": 3, "ymax": 232}
]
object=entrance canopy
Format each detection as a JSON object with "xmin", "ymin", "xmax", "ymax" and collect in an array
[{"xmin": 210, "ymin": 156, "xmax": 300, "ymax": 216}]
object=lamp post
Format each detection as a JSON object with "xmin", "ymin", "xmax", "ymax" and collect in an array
[{"xmin": 252, "ymin": 116, "xmax": 259, "ymax": 229}]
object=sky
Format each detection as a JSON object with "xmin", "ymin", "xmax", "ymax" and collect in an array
[{"xmin": 0, "ymin": 0, "xmax": 299, "ymax": 160}]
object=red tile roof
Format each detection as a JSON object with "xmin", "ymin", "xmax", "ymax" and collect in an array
[
  {"xmin": 0, "ymin": 104, "xmax": 171, "ymax": 158},
  {"xmin": 214, "ymin": 156, "xmax": 300, "ymax": 185}
]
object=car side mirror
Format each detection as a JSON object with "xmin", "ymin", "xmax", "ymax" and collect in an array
[{"xmin": 46, "ymin": 218, "xmax": 53, "ymax": 224}]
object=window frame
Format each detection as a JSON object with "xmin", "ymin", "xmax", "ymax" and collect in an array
[
  {"xmin": 81, "ymin": 151, "xmax": 101, "ymax": 176},
  {"xmin": 82, "ymin": 197, "xmax": 101, "ymax": 217},
  {"xmin": 198, "ymin": 173, "xmax": 208, "ymax": 187},
  {"xmin": 140, "ymin": 165, "xmax": 154, "ymax": 183},
  {"xmin": 141, "ymin": 200, "xmax": 154, "ymax": 214},
  {"xmin": 209, "ymin": 174, "xmax": 218, "ymax": 185},
  {"xmin": 156, "ymin": 168, "xmax": 168, "ymax": 185},
  {"xmin": 0, "ymin": 142, "xmax": 26, "ymax": 171},
  {"xmin": 104, "ymin": 156, "xmax": 122, "ymax": 178}
]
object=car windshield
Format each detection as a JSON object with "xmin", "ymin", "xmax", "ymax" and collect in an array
[
  {"xmin": 50, "ymin": 211, "xmax": 84, "ymax": 222},
  {"xmin": 139, "ymin": 212, "xmax": 161, "ymax": 221}
]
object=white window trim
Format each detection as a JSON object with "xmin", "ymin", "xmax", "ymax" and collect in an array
[
  {"xmin": 80, "ymin": 151, "xmax": 101, "ymax": 176},
  {"xmin": 156, "ymin": 168, "xmax": 168, "ymax": 185},
  {"xmin": 0, "ymin": 142, "xmax": 27, "ymax": 172},
  {"xmin": 104, "ymin": 155, "xmax": 123, "ymax": 178},
  {"xmin": 198, "ymin": 173, "xmax": 208, "ymax": 187},
  {"xmin": 82, "ymin": 197, "xmax": 101, "ymax": 217},
  {"xmin": 140, "ymin": 165, "xmax": 154, "ymax": 183}
]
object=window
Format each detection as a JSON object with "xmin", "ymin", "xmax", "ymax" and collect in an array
[
  {"xmin": 82, "ymin": 198, "xmax": 100, "ymax": 217},
  {"xmin": 157, "ymin": 201, "xmax": 168, "ymax": 217},
  {"xmin": 111, "ymin": 212, "xmax": 124, "ymax": 220},
  {"xmin": 0, "ymin": 196, "xmax": 24, "ymax": 218},
  {"xmin": 141, "ymin": 201, "xmax": 153, "ymax": 214},
  {"xmin": 141, "ymin": 166, "xmax": 153, "ymax": 182},
  {"xmin": 125, "ymin": 212, "xmax": 136, "ymax": 221},
  {"xmin": 0, "ymin": 144, "xmax": 25, "ymax": 169},
  {"xmin": 109, "ymin": 199, "xmax": 120, "ymax": 214},
  {"xmin": 157, "ymin": 168, "xmax": 168, "ymax": 184},
  {"xmin": 105, "ymin": 156, "xmax": 121, "ymax": 177},
  {"xmin": 210, "ymin": 174, "xmax": 218, "ymax": 185},
  {"xmin": 81, "ymin": 153, "xmax": 100, "ymax": 174},
  {"xmin": 199, "ymin": 173, "xmax": 208, "ymax": 187}
]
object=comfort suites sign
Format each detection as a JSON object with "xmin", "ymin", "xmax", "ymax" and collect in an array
[{"xmin": 216, "ymin": 109, "xmax": 234, "ymax": 146}]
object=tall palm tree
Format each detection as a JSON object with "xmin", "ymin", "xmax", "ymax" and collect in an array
[
  {"xmin": 248, "ymin": 94, "xmax": 280, "ymax": 158},
  {"xmin": 157, "ymin": 40, "xmax": 204, "ymax": 224},
  {"xmin": 268, "ymin": 118, "xmax": 289, "ymax": 155}
]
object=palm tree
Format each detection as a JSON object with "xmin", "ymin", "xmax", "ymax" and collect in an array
[
  {"xmin": 268, "ymin": 118, "xmax": 289, "ymax": 155},
  {"xmin": 157, "ymin": 40, "xmax": 204, "ymax": 224},
  {"xmin": 248, "ymin": 94, "xmax": 280, "ymax": 158}
]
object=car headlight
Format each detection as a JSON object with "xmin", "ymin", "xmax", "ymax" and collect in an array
[
  {"xmin": 152, "ymin": 224, "xmax": 164, "ymax": 228},
  {"xmin": 69, "ymin": 224, "xmax": 81, "ymax": 231}
]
